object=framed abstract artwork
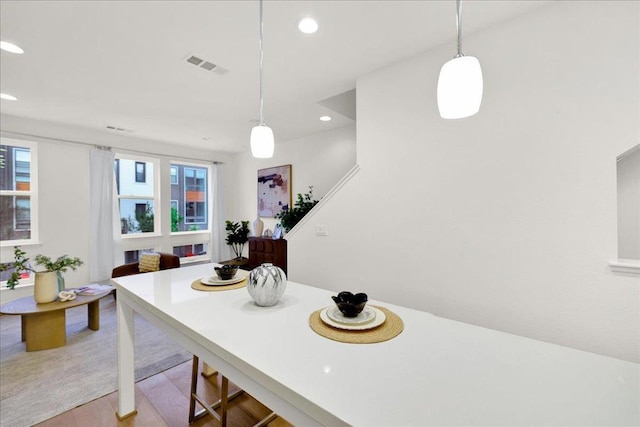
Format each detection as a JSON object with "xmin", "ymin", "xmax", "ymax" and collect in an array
[{"xmin": 257, "ymin": 165, "xmax": 292, "ymax": 218}]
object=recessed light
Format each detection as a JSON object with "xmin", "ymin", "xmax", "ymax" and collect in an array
[
  {"xmin": 297, "ymin": 17, "xmax": 318, "ymax": 34},
  {"xmin": 319, "ymin": 116, "xmax": 332, "ymax": 122},
  {"xmin": 0, "ymin": 93, "xmax": 17, "ymax": 101},
  {"xmin": 0, "ymin": 41, "xmax": 24, "ymax": 54}
]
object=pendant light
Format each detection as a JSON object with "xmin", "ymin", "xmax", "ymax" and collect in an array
[
  {"xmin": 437, "ymin": 0, "xmax": 483, "ymax": 119},
  {"xmin": 250, "ymin": 0, "xmax": 274, "ymax": 158}
]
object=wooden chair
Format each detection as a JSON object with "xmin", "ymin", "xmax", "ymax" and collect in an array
[
  {"xmin": 189, "ymin": 356, "xmax": 278, "ymax": 426},
  {"xmin": 110, "ymin": 253, "xmax": 181, "ymax": 299},
  {"xmin": 111, "ymin": 253, "xmax": 180, "ymax": 278}
]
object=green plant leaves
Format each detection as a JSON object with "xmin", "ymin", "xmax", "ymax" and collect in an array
[{"xmin": 275, "ymin": 186, "xmax": 318, "ymax": 232}]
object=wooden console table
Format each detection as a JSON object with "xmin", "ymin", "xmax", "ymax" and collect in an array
[
  {"xmin": 248, "ymin": 237, "xmax": 287, "ymax": 273},
  {"xmin": 0, "ymin": 291, "xmax": 112, "ymax": 351}
]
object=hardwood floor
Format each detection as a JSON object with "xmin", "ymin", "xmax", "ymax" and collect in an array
[{"xmin": 36, "ymin": 360, "xmax": 292, "ymax": 427}]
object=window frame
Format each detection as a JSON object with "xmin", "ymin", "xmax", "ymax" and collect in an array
[
  {"xmin": 169, "ymin": 160, "xmax": 212, "ymax": 264},
  {"xmin": 135, "ymin": 161, "xmax": 146, "ymax": 183},
  {"xmin": 170, "ymin": 166, "xmax": 178, "ymax": 185},
  {"xmin": 117, "ymin": 157, "xmax": 212, "ymax": 265},
  {"xmin": 115, "ymin": 153, "xmax": 160, "ymax": 238},
  {"xmin": 182, "ymin": 165, "xmax": 208, "ymax": 226},
  {"xmin": 0, "ymin": 138, "xmax": 39, "ymax": 247}
]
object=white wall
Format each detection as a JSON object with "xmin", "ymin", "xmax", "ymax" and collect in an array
[
  {"xmin": 288, "ymin": 1, "xmax": 639, "ymax": 362},
  {"xmin": 224, "ymin": 125, "xmax": 356, "ymax": 239},
  {"xmin": 0, "ymin": 114, "xmax": 230, "ymax": 303}
]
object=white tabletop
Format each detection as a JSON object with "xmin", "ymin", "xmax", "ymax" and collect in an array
[{"xmin": 113, "ymin": 263, "xmax": 639, "ymax": 426}]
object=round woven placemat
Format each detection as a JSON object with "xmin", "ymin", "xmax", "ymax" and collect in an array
[
  {"xmin": 191, "ymin": 277, "xmax": 247, "ymax": 292},
  {"xmin": 309, "ymin": 306, "xmax": 403, "ymax": 344}
]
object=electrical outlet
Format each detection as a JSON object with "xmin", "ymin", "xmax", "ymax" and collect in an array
[{"xmin": 315, "ymin": 224, "xmax": 328, "ymax": 237}]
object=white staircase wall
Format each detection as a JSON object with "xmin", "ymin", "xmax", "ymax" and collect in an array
[{"xmin": 288, "ymin": 1, "xmax": 639, "ymax": 362}]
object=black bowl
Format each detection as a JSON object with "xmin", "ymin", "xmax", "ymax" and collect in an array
[
  {"xmin": 331, "ymin": 291, "xmax": 368, "ymax": 317},
  {"xmin": 214, "ymin": 265, "xmax": 239, "ymax": 280}
]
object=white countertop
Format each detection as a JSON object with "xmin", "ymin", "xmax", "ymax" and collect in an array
[{"xmin": 113, "ymin": 263, "xmax": 639, "ymax": 426}]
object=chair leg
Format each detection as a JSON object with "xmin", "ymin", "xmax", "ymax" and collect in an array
[
  {"xmin": 254, "ymin": 412, "xmax": 278, "ymax": 427},
  {"xmin": 189, "ymin": 355, "xmax": 244, "ymax": 426},
  {"xmin": 188, "ymin": 355, "xmax": 199, "ymax": 424},
  {"xmin": 220, "ymin": 374, "xmax": 229, "ymax": 426}
]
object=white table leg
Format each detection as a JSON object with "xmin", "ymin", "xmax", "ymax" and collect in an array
[{"xmin": 116, "ymin": 298, "xmax": 137, "ymax": 419}]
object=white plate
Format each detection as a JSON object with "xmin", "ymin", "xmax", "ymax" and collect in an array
[
  {"xmin": 326, "ymin": 306, "xmax": 376, "ymax": 325},
  {"xmin": 200, "ymin": 275, "xmax": 245, "ymax": 286},
  {"xmin": 320, "ymin": 306, "xmax": 386, "ymax": 331}
]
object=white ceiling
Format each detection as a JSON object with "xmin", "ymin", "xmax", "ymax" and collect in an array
[{"xmin": 0, "ymin": 1, "xmax": 551, "ymax": 154}]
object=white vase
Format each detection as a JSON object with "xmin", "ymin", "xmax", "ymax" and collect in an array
[
  {"xmin": 248, "ymin": 263, "xmax": 286, "ymax": 307},
  {"xmin": 34, "ymin": 271, "xmax": 59, "ymax": 303},
  {"xmin": 253, "ymin": 215, "xmax": 264, "ymax": 237}
]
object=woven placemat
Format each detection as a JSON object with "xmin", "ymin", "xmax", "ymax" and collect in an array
[
  {"xmin": 191, "ymin": 277, "xmax": 247, "ymax": 292},
  {"xmin": 309, "ymin": 306, "xmax": 403, "ymax": 344}
]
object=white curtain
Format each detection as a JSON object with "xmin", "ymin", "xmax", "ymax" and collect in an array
[
  {"xmin": 211, "ymin": 163, "xmax": 230, "ymax": 262},
  {"xmin": 89, "ymin": 148, "xmax": 123, "ymax": 281}
]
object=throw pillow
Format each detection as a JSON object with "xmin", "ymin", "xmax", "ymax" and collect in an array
[{"xmin": 139, "ymin": 253, "xmax": 161, "ymax": 273}]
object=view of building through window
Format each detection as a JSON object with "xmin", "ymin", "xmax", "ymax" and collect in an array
[
  {"xmin": 171, "ymin": 163, "xmax": 208, "ymax": 232},
  {"xmin": 115, "ymin": 157, "xmax": 157, "ymax": 234},
  {"xmin": 115, "ymin": 156, "xmax": 211, "ymax": 261},
  {"xmin": 0, "ymin": 141, "xmax": 36, "ymax": 243},
  {"xmin": 173, "ymin": 242, "xmax": 208, "ymax": 258}
]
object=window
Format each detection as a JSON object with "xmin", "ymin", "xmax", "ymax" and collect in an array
[
  {"xmin": 184, "ymin": 167, "xmax": 207, "ymax": 225},
  {"xmin": 170, "ymin": 163, "xmax": 209, "ymax": 232},
  {"xmin": 0, "ymin": 139, "xmax": 38, "ymax": 245},
  {"xmin": 115, "ymin": 155, "xmax": 158, "ymax": 235},
  {"xmin": 0, "ymin": 262, "xmax": 32, "ymax": 283},
  {"xmin": 116, "ymin": 158, "xmax": 211, "ymax": 264},
  {"xmin": 135, "ymin": 161, "xmax": 146, "ymax": 183},
  {"xmin": 170, "ymin": 166, "xmax": 178, "ymax": 185},
  {"xmin": 135, "ymin": 203, "xmax": 147, "ymax": 218},
  {"xmin": 173, "ymin": 242, "xmax": 208, "ymax": 258}
]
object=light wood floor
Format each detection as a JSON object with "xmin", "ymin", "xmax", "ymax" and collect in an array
[{"xmin": 36, "ymin": 359, "xmax": 292, "ymax": 427}]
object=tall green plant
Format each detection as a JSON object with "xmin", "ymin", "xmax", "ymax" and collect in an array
[
  {"xmin": 225, "ymin": 220, "xmax": 250, "ymax": 259},
  {"xmin": 275, "ymin": 186, "xmax": 319, "ymax": 232}
]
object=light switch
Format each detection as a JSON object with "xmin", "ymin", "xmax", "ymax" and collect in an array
[{"xmin": 315, "ymin": 224, "xmax": 328, "ymax": 237}]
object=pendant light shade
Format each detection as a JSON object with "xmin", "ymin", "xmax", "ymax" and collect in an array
[
  {"xmin": 250, "ymin": 0, "xmax": 274, "ymax": 158},
  {"xmin": 437, "ymin": 0, "xmax": 483, "ymax": 119},
  {"xmin": 437, "ymin": 55, "xmax": 483, "ymax": 119},
  {"xmin": 250, "ymin": 124, "xmax": 274, "ymax": 158}
]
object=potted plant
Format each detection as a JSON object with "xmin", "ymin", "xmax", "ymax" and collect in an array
[
  {"xmin": 0, "ymin": 246, "xmax": 83, "ymax": 303},
  {"xmin": 225, "ymin": 220, "xmax": 250, "ymax": 260},
  {"xmin": 275, "ymin": 186, "xmax": 319, "ymax": 232}
]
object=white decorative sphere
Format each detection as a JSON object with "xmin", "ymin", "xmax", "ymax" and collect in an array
[{"xmin": 248, "ymin": 263, "xmax": 287, "ymax": 306}]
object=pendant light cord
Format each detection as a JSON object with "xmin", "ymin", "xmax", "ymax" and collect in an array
[
  {"xmin": 259, "ymin": 0, "xmax": 265, "ymax": 126},
  {"xmin": 456, "ymin": 0, "xmax": 463, "ymax": 57}
]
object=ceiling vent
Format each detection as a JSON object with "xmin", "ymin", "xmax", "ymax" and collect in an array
[{"xmin": 184, "ymin": 54, "xmax": 228, "ymax": 75}]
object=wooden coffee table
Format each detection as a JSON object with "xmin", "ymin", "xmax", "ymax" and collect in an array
[{"xmin": 0, "ymin": 290, "xmax": 112, "ymax": 351}]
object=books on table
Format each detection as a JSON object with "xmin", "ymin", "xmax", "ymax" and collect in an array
[{"xmin": 74, "ymin": 284, "xmax": 114, "ymax": 295}]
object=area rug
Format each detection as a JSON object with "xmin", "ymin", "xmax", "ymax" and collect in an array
[{"xmin": 0, "ymin": 296, "xmax": 192, "ymax": 427}]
